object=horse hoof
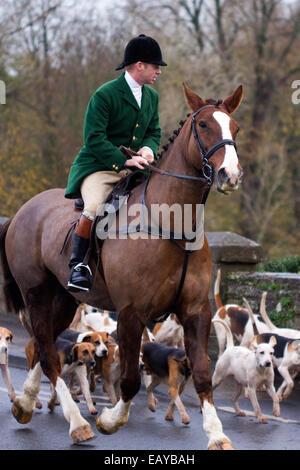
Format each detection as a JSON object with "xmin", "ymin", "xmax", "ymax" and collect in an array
[
  {"xmin": 96, "ymin": 413, "xmax": 125, "ymax": 435},
  {"xmin": 96, "ymin": 415, "xmax": 120, "ymax": 435},
  {"xmin": 71, "ymin": 424, "xmax": 95, "ymax": 444},
  {"xmin": 12, "ymin": 403, "xmax": 33, "ymax": 424},
  {"xmin": 208, "ymin": 439, "xmax": 235, "ymax": 450}
]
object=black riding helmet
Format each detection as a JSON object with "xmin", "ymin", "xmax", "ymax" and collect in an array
[{"xmin": 115, "ymin": 34, "xmax": 167, "ymax": 70}]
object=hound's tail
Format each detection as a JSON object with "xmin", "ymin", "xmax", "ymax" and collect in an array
[
  {"xmin": 243, "ymin": 297, "xmax": 259, "ymax": 336},
  {"xmin": 212, "ymin": 319, "xmax": 234, "ymax": 349},
  {"xmin": 259, "ymin": 292, "xmax": 277, "ymax": 331},
  {"xmin": 0, "ymin": 219, "xmax": 25, "ymax": 314},
  {"xmin": 214, "ymin": 269, "xmax": 223, "ymax": 309}
]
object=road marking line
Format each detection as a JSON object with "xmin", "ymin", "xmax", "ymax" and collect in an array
[
  {"xmin": 217, "ymin": 405, "xmax": 300, "ymax": 424},
  {"xmin": 0, "ymin": 386, "xmax": 111, "ymax": 406}
]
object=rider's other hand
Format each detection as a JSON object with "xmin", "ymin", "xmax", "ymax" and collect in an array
[{"xmin": 125, "ymin": 155, "xmax": 149, "ymax": 170}]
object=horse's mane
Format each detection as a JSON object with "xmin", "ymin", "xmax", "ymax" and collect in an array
[
  {"xmin": 156, "ymin": 98, "xmax": 224, "ymax": 162},
  {"xmin": 156, "ymin": 115, "xmax": 190, "ymax": 162}
]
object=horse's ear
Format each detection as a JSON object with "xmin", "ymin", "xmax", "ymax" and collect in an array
[
  {"xmin": 182, "ymin": 83, "xmax": 205, "ymax": 112},
  {"xmin": 223, "ymin": 85, "xmax": 243, "ymax": 114}
]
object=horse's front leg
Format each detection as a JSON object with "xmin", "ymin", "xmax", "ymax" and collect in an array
[
  {"xmin": 181, "ymin": 300, "xmax": 234, "ymax": 450},
  {"xmin": 12, "ymin": 361, "xmax": 42, "ymax": 423},
  {"xmin": 97, "ymin": 306, "xmax": 144, "ymax": 434}
]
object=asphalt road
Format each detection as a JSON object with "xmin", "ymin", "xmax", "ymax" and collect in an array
[{"xmin": 1, "ymin": 365, "xmax": 300, "ymax": 451}]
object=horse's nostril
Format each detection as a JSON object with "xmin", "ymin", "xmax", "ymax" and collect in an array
[{"xmin": 218, "ymin": 168, "xmax": 228, "ymax": 183}]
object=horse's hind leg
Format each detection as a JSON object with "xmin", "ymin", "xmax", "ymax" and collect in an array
[
  {"xmin": 97, "ymin": 305, "xmax": 144, "ymax": 434},
  {"xmin": 13, "ymin": 278, "xmax": 95, "ymax": 443},
  {"xmin": 180, "ymin": 300, "xmax": 234, "ymax": 450}
]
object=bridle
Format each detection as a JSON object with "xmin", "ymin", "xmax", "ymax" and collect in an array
[
  {"xmin": 145, "ymin": 103, "xmax": 238, "ymax": 203},
  {"xmin": 191, "ymin": 104, "xmax": 237, "ymax": 188}
]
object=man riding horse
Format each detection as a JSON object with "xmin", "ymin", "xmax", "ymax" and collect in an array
[{"xmin": 64, "ymin": 34, "xmax": 167, "ymax": 292}]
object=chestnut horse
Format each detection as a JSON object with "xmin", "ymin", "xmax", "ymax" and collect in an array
[{"xmin": 0, "ymin": 83, "xmax": 243, "ymax": 449}]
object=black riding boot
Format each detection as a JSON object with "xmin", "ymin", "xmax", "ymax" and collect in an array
[{"xmin": 67, "ymin": 232, "xmax": 93, "ymax": 292}]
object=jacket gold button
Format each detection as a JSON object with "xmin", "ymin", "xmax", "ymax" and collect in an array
[
  {"xmin": 136, "ymin": 123, "xmax": 139, "ymax": 127},
  {"xmin": 133, "ymin": 136, "xmax": 136, "ymax": 141}
]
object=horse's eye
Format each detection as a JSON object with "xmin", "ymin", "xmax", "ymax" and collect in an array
[{"xmin": 199, "ymin": 121, "xmax": 207, "ymax": 128}]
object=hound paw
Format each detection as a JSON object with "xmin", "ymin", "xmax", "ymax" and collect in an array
[
  {"xmin": 148, "ymin": 403, "xmax": 156, "ymax": 412},
  {"xmin": 181, "ymin": 415, "xmax": 190, "ymax": 425},
  {"xmin": 90, "ymin": 407, "xmax": 98, "ymax": 415},
  {"xmin": 258, "ymin": 416, "xmax": 268, "ymax": 423},
  {"xmin": 165, "ymin": 413, "xmax": 174, "ymax": 421}
]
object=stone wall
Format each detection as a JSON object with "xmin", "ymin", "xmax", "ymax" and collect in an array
[
  {"xmin": 225, "ymin": 271, "xmax": 300, "ymax": 329},
  {"xmin": 206, "ymin": 231, "xmax": 264, "ymax": 310}
]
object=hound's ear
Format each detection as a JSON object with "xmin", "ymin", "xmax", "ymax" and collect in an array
[
  {"xmin": 223, "ymin": 85, "xmax": 243, "ymax": 114},
  {"xmin": 269, "ymin": 335, "xmax": 277, "ymax": 348},
  {"xmin": 182, "ymin": 83, "xmax": 205, "ymax": 113},
  {"xmin": 82, "ymin": 334, "xmax": 92, "ymax": 343},
  {"xmin": 72, "ymin": 345, "xmax": 79, "ymax": 362}
]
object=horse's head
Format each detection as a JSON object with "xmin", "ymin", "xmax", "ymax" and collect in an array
[{"xmin": 183, "ymin": 83, "xmax": 243, "ymax": 194}]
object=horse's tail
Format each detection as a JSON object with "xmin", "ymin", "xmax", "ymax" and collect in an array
[
  {"xmin": 214, "ymin": 269, "xmax": 223, "ymax": 309},
  {"xmin": 243, "ymin": 297, "xmax": 259, "ymax": 336},
  {"xmin": 0, "ymin": 219, "xmax": 25, "ymax": 314}
]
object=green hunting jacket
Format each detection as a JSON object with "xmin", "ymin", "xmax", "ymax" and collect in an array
[{"xmin": 65, "ymin": 72, "xmax": 161, "ymax": 199}]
